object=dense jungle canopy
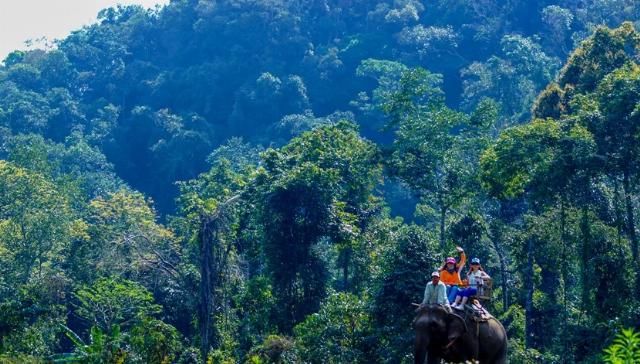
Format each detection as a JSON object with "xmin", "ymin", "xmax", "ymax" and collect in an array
[{"xmin": 1, "ymin": 0, "xmax": 640, "ymax": 363}]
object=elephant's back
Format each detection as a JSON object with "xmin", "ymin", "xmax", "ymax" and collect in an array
[{"xmin": 488, "ymin": 317, "xmax": 507, "ymax": 339}]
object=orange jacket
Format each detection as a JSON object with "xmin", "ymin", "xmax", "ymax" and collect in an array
[{"xmin": 439, "ymin": 252, "xmax": 466, "ymax": 285}]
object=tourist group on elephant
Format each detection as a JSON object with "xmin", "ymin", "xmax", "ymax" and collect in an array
[{"xmin": 414, "ymin": 246, "xmax": 508, "ymax": 364}]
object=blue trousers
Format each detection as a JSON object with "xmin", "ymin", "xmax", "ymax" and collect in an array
[
  {"xmin": 446, "ymin": 285, "xmax": 459, "ymax": 303},
  {"xmin": 458, "ymin": 287, "xmax": 478, "ymax": 298}
]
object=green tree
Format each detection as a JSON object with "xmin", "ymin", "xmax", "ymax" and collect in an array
[
  {"xmin": 294, "ymin": 292, "xmax": 373, "ymax": 364},
  {"xmin": 0, "ymin": 160, "xmax": 76, "ymax": 285},
  {"xmin": 384, "ymin": 67, "xmax": 495, "ymax": 247},
  {"xmin": 531, "ymin": 23, "xmax": 640, "ymax": 293},
  {"xmin": 372, "ymin": 223, "xmax": 440, "ymax": 363},
  {"xmin": 74, "ymin": 276, "xmax": 161, "ymax": 331},
  {"xmin": 129, "ymin": 318, "xmax": 183, "ymax": 364},
  {"xmin": 478, "ymin": 24, "xmax": 640, "ymax": 361},
  {"xmin": 177, "ymin": 152, "xmax": 253, "ymax": 360},
  {"xmin": 589, "ymin": 63, "xmax": 640, "ymax": 264},
  {"xmin": 244, "ymin": 335, "xmax": 298, "ymax": 364},
  {"xmin": 0, "ymin": 161, "xmax": 78, "ymax": 356},
  {"xmin": 257, "ymin": 122, "xmax": 381, "ymax": 331},
  {"xmin": 461, "ymin": 35, "xmax": 559, "ymax": 125},
  {"xmin": 3, "ymin": 133, "xmax": 122, "ymax": 201},
  {"xmin": 80, "ymin": 189, "xmax": 177, "ymax": 284}
]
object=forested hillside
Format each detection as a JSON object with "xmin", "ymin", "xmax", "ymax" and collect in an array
[{"xmin": 0, "ymin": 0, "xmax": 639, "ymax": 363}]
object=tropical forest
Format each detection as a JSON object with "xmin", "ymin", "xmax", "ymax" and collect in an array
[{"xmin": 1, "ymin": 0, "xmax": 640, "ymax": 363}]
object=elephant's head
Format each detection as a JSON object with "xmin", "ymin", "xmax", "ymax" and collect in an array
[{"xmin": 414, "ymin": 304, "xmax": 467, "ymax": 350}]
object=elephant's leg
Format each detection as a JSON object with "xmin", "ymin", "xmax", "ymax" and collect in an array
[
  {"xmin": 414, "ymin": 337, "xmax": 427, "ymax": 364},
  {"xmin": 426, "ymin": 354, "xmax": 441, "ymax": 364},
  {"xmin": 481, "ymin": 319, "xmax": 508, "ymax": 364},
  {"xmin": 488, "ymin": 341, "xmax": 507, "ymax": 364}
]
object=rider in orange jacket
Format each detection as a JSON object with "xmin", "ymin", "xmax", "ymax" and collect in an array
[{"xmin": 438, "ymin": 246, "xmax": 466, "ymax": 303}]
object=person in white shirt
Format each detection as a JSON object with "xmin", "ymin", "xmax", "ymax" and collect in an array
[
  {"xmin": 451, "ymin": 257, "xmax": 490, "ymax": 310},
  {"xmin": 420, "ymin": 271, "xmax": 449, "ymax": 308}
]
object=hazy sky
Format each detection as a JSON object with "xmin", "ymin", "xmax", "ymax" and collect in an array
[{"xmin": 0, "ymin": 0, "xmax": 169, "ymax": 60}]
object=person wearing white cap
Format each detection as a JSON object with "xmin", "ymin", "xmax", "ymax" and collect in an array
[{"xmin": 420, "ymin": 271, "xmax": 449, "ymax": 308}]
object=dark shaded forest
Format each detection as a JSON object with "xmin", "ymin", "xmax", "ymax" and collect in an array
[{"xmin": 1, "ymin": 0, "xmax": 640, "ymax": 363}]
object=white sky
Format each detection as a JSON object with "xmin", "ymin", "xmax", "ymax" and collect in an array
[{"xmin": 0, "ymin": 0, "xmax": 170, "ymax": 60}]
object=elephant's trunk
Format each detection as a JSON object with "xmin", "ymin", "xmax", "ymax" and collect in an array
[{"xmin": 414, "ymin": 329, "xmax": 430, "ymax": 364}]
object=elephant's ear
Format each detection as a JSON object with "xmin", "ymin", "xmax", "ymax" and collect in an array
[{"xmin": 447, "ymin": 313, "xmax": 467, "ymax": 341}]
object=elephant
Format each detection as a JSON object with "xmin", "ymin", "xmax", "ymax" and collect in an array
[{"xmin": 414, "ymin": 304, "xmax": 507, "ymax": 364}]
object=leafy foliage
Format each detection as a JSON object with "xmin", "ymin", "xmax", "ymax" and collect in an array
[
  {"xmin": 74, "ymin": 277, "xmax": 161, "ymax": 331},
  {"xmin": 1, "ymin": 3, "xmax": 640, "ymax": 364},
  {"xmin": 294, "ymin": 292, "xmax": 372, "ymax": 364},
  {"xmin": 603, "ymin": 328, "xmax": 640, "ymax": 364}
]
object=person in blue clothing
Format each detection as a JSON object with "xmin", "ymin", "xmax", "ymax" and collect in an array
[{"xmin": 451, "ymin": 257, "xmax": 491, "ymax": 310}]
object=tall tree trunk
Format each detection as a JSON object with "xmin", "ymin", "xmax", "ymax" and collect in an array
[
  {"xmin": 559, "ymin": 198, "xmax": 569, "ymax": 362},
  {"xmin": 580, "ymin": 206, "xmax": 591, "ymax": 315},
  {"xmin": 199, "ymin": 216, "xmax": 216, "ymax": 361},
  {"xmin": 623, "ymin": 172, "xmax": 639, "ymax": 264},
  {"xmin": 197, "ymin": 194, "xmax": 241, "ymax": 361},
  {"xmin": 488, "ymin": 222, "xmax": 508, "ymax": 311},
  {"xmin": 614, "ymin": 178, "xmax": 624, "ymax": 246},
  {"xmin": 498, "ymin": 250, "xmax": 508, "ymax": 311},
  {"xmin": 440, "ymin": 204, "xmax": 447, "ymax": 249},
  {"xmin": 524, "ymin": 236, "xmax": 535, "ymax": 349},
  {"xmin": 341, "ymin": 247, "xmax": 351, "ymax": 291},
  {"xmin": 623, "ymin": 172, "xmax": 640, "ymax": 300}
]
